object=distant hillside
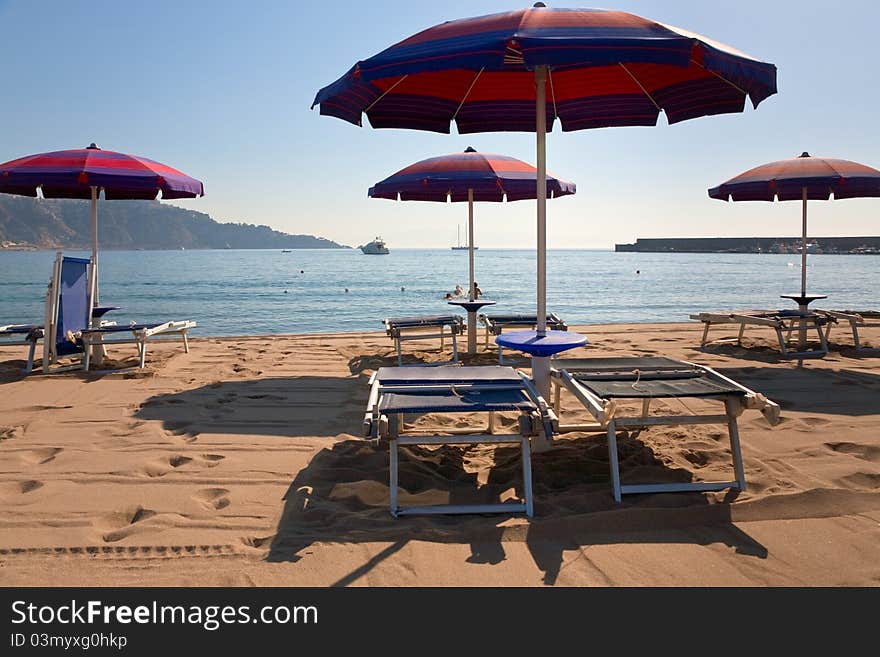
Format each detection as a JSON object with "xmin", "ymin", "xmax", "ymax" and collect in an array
[{"xmin": 0, "ymin": 196, "xmax": 348, "ymax": 250}]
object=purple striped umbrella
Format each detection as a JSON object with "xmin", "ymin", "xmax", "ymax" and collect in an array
[
  {"xmin": 314, "ymin": 3, "xmax": 777, "ymax": 394},
  {"xmin": 369, "ymin": 146, "xmax": 576, "ymax": 353},
  {"xmin": 709, "ymin": 152, "xmax": 880, "ymax": 299},
  {"xmin": 0, "ymin": 143, "xmax": 204, "ymax": 304}
]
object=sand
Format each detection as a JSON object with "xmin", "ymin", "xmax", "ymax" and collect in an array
[{"xmin": 0, "ymin": 321, "xmax": 878, "ymax": 587}]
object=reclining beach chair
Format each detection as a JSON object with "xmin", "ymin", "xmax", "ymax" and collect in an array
[
  {"xmin": 480, "ymin": 312, "xmax": 568, "ymax": 362},
  {"xmin": 363, "ymin": 365, "xmax": 558, "ymax": 517},
  {"xmin": 0, "ymin": 324, "xmax": 44, "ymax": 373},
  {"xmin": 690, "ymin": 309, "xmax": 830, "ymax": 359},
  {"xmin": 550, "ymin": 356, "xmax": 779, "ymax": 502},
  {"xmin": 814, "ymin": 309, "xmax": 879, "ymax": 351},
  {"xmin": 383, "ymin": 314, "xmax": 464, "ymax": 366},
  {"xmin": 40, "ymin": 252, "xmax": 196, "ymax": 372}
]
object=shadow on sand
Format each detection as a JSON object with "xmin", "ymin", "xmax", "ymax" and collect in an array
[{"xmin": 265, "ymin": 433, "xmax": 768, "ymax": 586}]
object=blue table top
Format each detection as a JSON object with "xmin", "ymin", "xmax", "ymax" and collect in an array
[
  {"xmin": 447, "ymin": 299, "xmax": 496, "ymax": 312},
  {"xmin": 495, "ymin": 329, "xmax": 588, "ymax": 357}
]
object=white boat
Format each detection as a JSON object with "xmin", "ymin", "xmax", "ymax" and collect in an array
[
  {"xmin": 451, "ymin": 225, "xmax": 476, "ymax": 251},
  {"xmin": 360, "ymin": 236, "xmax": 390, "ymax": 254}
]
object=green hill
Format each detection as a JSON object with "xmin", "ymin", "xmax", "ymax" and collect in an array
[{"xmin": 0, "ymin": 196, "xmax": 348, "ymax": 250}]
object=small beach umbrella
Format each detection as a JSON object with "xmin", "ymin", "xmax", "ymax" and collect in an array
[
  {"xmin": 313, "ymin": 3, "xmax": 777, "ymax": 395},
  {"xmin": 708, "ymin": 153, "xmax": 880, "ymax": 301},
  {"xmin": 0, "ymin": 143, "xmax": 204, "ymax": 304},
  {"xmin": 368, "ymin": 146, "xmax": 576, "ymax": 353}
]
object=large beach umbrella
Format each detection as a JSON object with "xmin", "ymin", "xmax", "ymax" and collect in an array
[
  {"xmin": 313, "ymin": 3, "xmax": 777, "ymax": 394},
  {"xmin": 708, "ymin": 152, "xmax": 880, "ymax": 301},
  {"xmin": 0, "ymin": 143, "xmax": 204, "ymax": 304},
  {"xmin": 368, "ymin": 146, "xmax": 576, "ymax": 354}
]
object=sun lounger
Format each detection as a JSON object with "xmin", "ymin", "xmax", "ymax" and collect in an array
[
  {"xmin": 40, "ymin": 252, "xmax": 196, "ymax": 372},
  {"xmin": 0, "ymin": 324, "xmax": 44, "ymax": 373},
  {"xmin": 363, "ymin": 365, "xmax": 558, "ymax": 517},
  {"xmin": 383, "ymin": 314, "xmax": 464, "ymax": 366},
  {"xmin": 814, "ymin": 309, "xmax": 880, "ymax": 351},
  {"xmin": 690, "ymin": 309, "xmax": 830, "ymax": 358},
  {"xmin": 479, "ymin": 312, "xmax": 568, "ymax": 362},
  {"xmin": 550, "ymin": 356, "xmax": 780, "ymax": 502}
]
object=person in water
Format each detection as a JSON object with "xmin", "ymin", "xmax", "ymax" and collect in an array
[
  {"xmin": 444, "ymin": 292, "xmax": 454, "ymax": 299},
  {"xmin": 454, "ymin": 284, "xmax": 464, "ymax": 297},
  {"xmin": 472, "ymin": 281, "xmax": 483, "ymax": 298}
]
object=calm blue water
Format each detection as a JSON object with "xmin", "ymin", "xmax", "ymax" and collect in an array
[{"xmin": 0, "ymin": 249, "xmax": 877, "ymax": 336}]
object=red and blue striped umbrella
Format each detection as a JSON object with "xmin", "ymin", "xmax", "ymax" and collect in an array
[
  {"xmin": 313, "ymin": 5, "xmax": 777, "ymax": 133},
  {"xmin": 0, "ymin": 143, "xmax": 204, "ymax": 304},
  {"xmin": 368, "ymin": 147, "xmax": 575, "ymax": 202},
  {"xmin": 369, "ymin": 146, "xmax": 576, "ymax": 354},
  {"xmin": 313, "ymin": 3, "xmax": 778, "ymax": 394},
  {"xmin": 709, "ymin": 152, "xmax": 880, "ymax": 299}
]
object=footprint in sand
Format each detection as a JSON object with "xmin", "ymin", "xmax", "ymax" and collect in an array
[
  {"xmin": 193, "ymin": 488, "xmax": 230, "ymax": 510},
  {"xmin": 97, "ymin": 505, "xmax": 157, "ymax": 543},
  {"xmin": 201, "ymin": 454, "xmax": 225, "ymax": 467},
  {"xmin": 141, "ymin": 454, "xmax": 193, "ymax": 477},
  {"xmin": 0, "ymin": 480, "xmax": 44, "ymax": 499},
  {"xmin": 20, "ymin": 447, "xmax": 63, "ymax": 465},
  {"xmin": 825, "ymin": 442, "xmax": 880, "ymax": 462},
  {"xmin": 1, "ymin": 425, "xmax": 26, "ymax": 441}
]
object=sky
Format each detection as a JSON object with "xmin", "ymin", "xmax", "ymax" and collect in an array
[{"xmin": 1, "ymin": 0, "xmax": 878, "ymax": 248}]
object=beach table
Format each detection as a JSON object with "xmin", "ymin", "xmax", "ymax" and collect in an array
[{"xmin": 447, "ymin": 299, "xmax": 495, "ymax": 356}]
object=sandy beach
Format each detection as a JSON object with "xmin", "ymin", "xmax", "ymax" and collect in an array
[{"xmin": 0, "ymin": 321, "xmax": 878, "ymax": 587}]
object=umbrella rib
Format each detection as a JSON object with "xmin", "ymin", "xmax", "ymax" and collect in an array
[
  {"xmin": 618, "ymin": 63, "xmax": 661, "ymax": 111},
  {"xmin": 364, "ymin": 75, "xmax": 410, "ymax": 114},
  {"xmin": 690, "ymin": 59, "xmax": 747, "ymax": 96},
  {"xmin": 547, "ymin": 68, "xmax": 559, "ymax": 122},
  {"xmin": 451, "ymin": 68, "xmax": 484, "ymax": 124}
]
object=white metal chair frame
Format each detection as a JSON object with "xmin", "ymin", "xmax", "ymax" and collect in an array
[
  {"xmin": 550, "ymin": 360, "xmax": 780, "ymax": 503},
  {"xmin": 384, "ymin": 317, "xmax": 464, "ymax": 366},
  {"xmin": 690, "ymin": 311, "xmax": 830, "ymax": 359}
]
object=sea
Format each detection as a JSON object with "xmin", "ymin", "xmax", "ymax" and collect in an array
[{"xmin": 0, "ymin": 249, "xmax": 877, "ymax": 336}]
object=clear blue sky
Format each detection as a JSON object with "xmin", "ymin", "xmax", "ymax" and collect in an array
[{"xmin": 1, "ymin": 0, "xmax": 878, "ymax": 248}]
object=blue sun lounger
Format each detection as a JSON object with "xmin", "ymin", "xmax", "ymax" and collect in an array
[
  {"xmin": 383, "ymin": 314, "xmax": 464, "ymax": 365},
  {"xmin": 0, "ymin": 324, "xmax": 44, "ymax": 373},
  {"xmin": 363, "ymin": 365, "xmax": 558, "ymax": 517},
  {"xmin": 479, "ymin": 312, "xmax": 568, "ymax": 362},
  {"xmin": 550, "ymin": 356, "xmax": 780, "ymax": 502},
  {"xmin": 40, "ymin": 252, "xmax": 196, "ymax": 372}
]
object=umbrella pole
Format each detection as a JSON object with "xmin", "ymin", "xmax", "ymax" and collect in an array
[
  {"xmin": 533, "ymin": 65, "xmax": 550, "ymax": 399},
  {"xmin": 467, "ymin": 189, "xmax": 477, "ymax": 356},
  {"xmin": 90, "ymin": 185, "xmax": 105, "ymax": 366},
  {"xmin": 798, "ymin": 186, "xmax": 809, "ymax": 350}
]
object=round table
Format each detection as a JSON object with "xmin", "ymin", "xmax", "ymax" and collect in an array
[
  {"xmin": 781, "ymin": 294, "xmax": 827, "ymax": 350},
  {"xmin": 495, "ymin": 329, "xmax": 588, "ymax": 397},
  {"xmin": 447, "ymin": 299, "xmax": 496, "ymax": 355}
]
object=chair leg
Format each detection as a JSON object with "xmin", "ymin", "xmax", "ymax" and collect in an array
[
  {"xmin": 737, "ymin": 322, "xmax": 745, "ymax": 345},
  {"xmin": 850, "ymin": 322, "xmax": 862, "ymax": 350},
  {"xmin": 396, "ymin": 338, "xmax": 403, "ymax": 366},
  {"xmin": 775, "ymin": 327, "xmax": 789, "ymax": 357},
  {"xmin": 725, "ymin": 398, "xmax": 747, "ymax": 492},
  {"xmin": 139, "ymin": 340, "xmax": 147, "ymax": 368},
  {"xmin": 182, "ymin": 330, "xmax": 190, "ymax": 353},
  {"xmin": 83, "ymin": 338, "xmax": 91, "ymax": 371},
  {"xmin": 25, "ymin": 339, "xmax": 37, "ymax": 374},
  {"xmin": 389, "ymin": 438, "xmax": 399, "ymax": 517},
  {"xmin": 700, "ymin": 321, "xmax": 710, "ymax": 346},
  {"xmin": 606, "ymin": 419, "xmax": 622, "ymax": 503},
  {"xmin": 521, "ymin": 435, "xmax": 534, "ymax": 517},
  {"xmin": 451, "ymin": 329, "xmax": 458, "ymax": 363}
]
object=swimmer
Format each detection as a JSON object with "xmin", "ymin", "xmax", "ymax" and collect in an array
[
  {"xmin": 300, "ymin": 270, "xmax": 304, "ymax": 274},
  {"xmin": 401, "ymin": 286, "xmax": 405, "ymax": 292},
  {"xmin": 472, "ymin": 281, "xmax": 483, "ymax": 298},
  {"xmin": 444, "ymin": 292, "xmax": 453, "ymax": 299},
  {"xmin": 636, "ymin": 270, "xmax": 640, "ymax": 275},
  {"xmin": 344, "ymin": 288, "xmax": 349, "ymax": 293},
  {"xmin": 454, "ymin": 284, "xmax": 464, "ymax": 296},
  {"xmin": 284, "ymin": 290, "xmax": 288, "ymax": 294}
]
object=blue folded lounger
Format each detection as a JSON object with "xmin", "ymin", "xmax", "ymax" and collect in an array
[
  {"xmin": 383, "ymin": 314, "xmax": 464, "ymax": 366},
  {"xmin": 363, "ymin": 365, "xmax": 558, "ymax": 517},
  {"xmin": 39, "ymin": 253, "xmax": 196, "ymax": 372}
]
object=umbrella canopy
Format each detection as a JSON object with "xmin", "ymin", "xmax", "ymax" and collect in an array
[
  {"xmin": 368, "ymin": 147, "xmax": 576, "ymax": 202},
  {"xmin": 369, "ymin": 146, "xmax": 576, "ymax": 354},
  {"xmin": 709, "ymin": 152, "xmax": 880, "ymax": 298},
  {"xmin": 312, "ymin": 5, "xmax": 777, "ymax": 133},
  {"xmin": 0, "ymin": 143, "xmax": 204, "ymax": 304},
  {"xmin": 313, "ymin": 3, "xmax": 778, "ymax": 395}
]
